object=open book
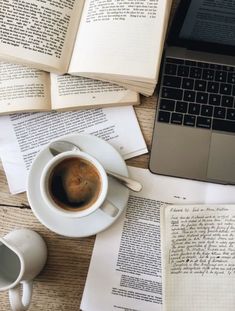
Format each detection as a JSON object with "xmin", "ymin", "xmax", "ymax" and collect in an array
[
  {"xmin": 161, "ymin": 204, "xmax": 235, "ymax": 311},
  {"xmin": 0, "ymin": 61, "xmax": 139, "ymax": 114},
  {"xmin": 0, "ymin": 0, "xmax": 172, "ymax": 96}
]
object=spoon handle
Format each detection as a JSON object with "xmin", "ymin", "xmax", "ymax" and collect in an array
[
  {"xmin": 106, "ymin": 170, "xmax": 142, "ymax": 192},
  {"xmin": 49, "ymin": 141, "xmax": 143, "ymax": 192}
]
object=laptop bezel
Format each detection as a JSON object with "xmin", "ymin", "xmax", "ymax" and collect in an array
[{"xmin": 167, "ymin": 0, "xmax": 235, "ymax": 56}]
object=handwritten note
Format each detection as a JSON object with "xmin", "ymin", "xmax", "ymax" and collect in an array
[{"xmin": 168, "ymin": 205, "xmax": 235, "ymax": 276}]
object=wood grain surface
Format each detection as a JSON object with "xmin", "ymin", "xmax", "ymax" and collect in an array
[
  {"xmin": 0, "ymin": 93, "xmax": 158, "ymax": 311},
  {"xmin": 0, "ymin": 1, "xmax": 180, "ymax": 309},
  {"xmin": 0, "ymin": 96, "xmax": 154, "ymax": 311}
]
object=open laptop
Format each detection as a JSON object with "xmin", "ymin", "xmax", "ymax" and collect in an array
[{"xmin": 150, "ymin": 0, "xmax": 235, "ymax": 184}]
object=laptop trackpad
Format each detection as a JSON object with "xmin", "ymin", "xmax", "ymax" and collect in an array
[{"xmin": 207, "ymin": 133, "xmax": 235, "ymax": 183}]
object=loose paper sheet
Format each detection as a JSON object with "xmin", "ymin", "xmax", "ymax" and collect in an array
[
  {"xmin": 162, "ymin": 204, "xmax": 235, "ymax": 311},
  {"xmin": 0, "ymin": 106, "xmax": 147, "ymax": 194},
  {"xmin": 80, "ymin": 166, "xmax": 235, "ymax": 311}
]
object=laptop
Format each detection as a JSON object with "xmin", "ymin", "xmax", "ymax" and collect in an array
[{"xmin": 150, "ymin": 0, "xmax": 235, "ymax": 184}]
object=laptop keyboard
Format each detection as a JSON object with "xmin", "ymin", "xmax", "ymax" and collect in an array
[{"xmin": 158, "ymin": 57, "xmax": 235, "ymax": 133}]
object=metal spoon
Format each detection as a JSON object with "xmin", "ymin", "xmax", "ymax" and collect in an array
[{"xmin": 49, "ymin": 140, "xmax": 142, "ymax": 192}]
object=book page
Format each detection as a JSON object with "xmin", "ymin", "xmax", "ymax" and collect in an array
[
  {"xmin": 162, "ymin": 204, "xmax": 235, "ymax": 311},
  {"xmin": 50, "ymin": 74, "xmax": 139, "ymax": 109},
  {"xmin": 80, "ymin": 73, "xmax": 155, "ymax": 96},
  {"xmin": 0, "ymin": 0, "xmax": 84, "ymax": 72},
  {"xmin": 69, "ymin": 0, "xmax": 172, "ymax": 81},
  {"xmin": 80, "ymin": 167, "xmax": 235, "ymax": 311},
  {"xmin": 82, "ymin": 196, "xmax": 164, "ymax": 311},
  {"xmin": 0, "ymin": 107, "xmax": 147, "ymax": 194},
  {"xmin": 0, "ymin": 61, "xmax": 51, "ymax": 113}
]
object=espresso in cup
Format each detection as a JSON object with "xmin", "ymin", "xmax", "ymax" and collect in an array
[
  {"xmin": 40, "ymin": 151, "xmax": 108, "ymax": 218},
  {"xmin": 49, "ymin": 157, "xmax": 102, "ymax": 212}
]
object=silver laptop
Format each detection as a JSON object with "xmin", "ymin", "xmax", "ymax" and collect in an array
[{"xmin": 150, "ymin": 0, "xmax": 235, "ymax": 184}]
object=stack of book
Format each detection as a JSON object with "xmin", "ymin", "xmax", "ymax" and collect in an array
[{"xmin": 0, "ymin": 0, "xmax": 172, "ymax": 114}]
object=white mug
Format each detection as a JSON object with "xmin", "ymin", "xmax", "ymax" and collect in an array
[
  {"xmin": 0, "ymin": 229, "xmax": 47, "ymax": 311},
  {"xmin": 40, "ymin": 150, "xmax": 118, "ymax": 218}
]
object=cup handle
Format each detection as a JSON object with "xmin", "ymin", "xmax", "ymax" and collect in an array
[
  {"xmin": 9, "ymin": 281, "xmax": 33, "ymax": 311},
  {"xmin": 100, "ymin": 200, "xmax": 119, "ymax": 217}
]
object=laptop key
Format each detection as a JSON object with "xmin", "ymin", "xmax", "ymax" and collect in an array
[
  {"xmin": 184, "ymin": 90, "xmax": 196, "ymax": 102},
  {"xmin": 215, "ymin": 71, "xmax": 227, "ymax": 82},
  {"xmin": 225, "ymin": 66, "xmax": 235, "ymax": 72},
  {"xmin": 178, "ymin": 65, "xmax": 190, "ymax": 77},
  {"xmin": 190, "ymin": 67, "xmax": 202, "ymax": 79},
  {"xmin": 207, "ymin": 81, "xmax": 219, "ymax": 93},
  {"xmin": 176, "ymin": 101, "xmax": 188, "ymax": 113},
  {"xmin": 202, "ymin": 69, "xmax": 215, "ymax": 80},
  {"xmin": 220, "ymin": 83, "xmax": 232, "ymax": 95},
  {"xmin": 182, "ymin": 78, "xmax": 194, "ymax": 89},
  {"xmin": 165, "ymin": 63, "xmax": 177, "ymax": 75},
  {"xmin": 162, "ymin": 87, "xmax": 183, "ymax": 100},
  {"xmin": 159, "ymin": 99, "xmax": 175, "ymax": 111},
  {"xmin": 201, "ymin": 105, "xmax": 213, "ymax": 117},
  {"xmin": 212, "ymin": 119, "xmax": 235, "ymax": 133},
  {"xmin": 171, "ymin": 113, "xmax": 183, "ymax": 125},
  {"xmin": 223, "ymin": 65, "xmax": 234, "ymax": 72},
  {"xmin": 209, "ymin": 94, "xmax": 221, "ymax": 106},
  {"xmin": 158, "ymin": 111, "xmax": 171, "ymax": 123},
  {"xmin": 197, "ymin": 62, "xmax": 209, "ymax": 68},
  {"xmin": 221, "ymin": 96, "xmax": 234, "ymax": 107},
  {"xmin": 185, "ymin": 60, "xmax": 197, "ymax": 66},
  {"xmin": 228, "ymin": 72, "xmax": 235, "ymax": 84},
  {"xmin": 214, "ymin": 107, "xmax": 226, "ymax": 119},
  {"xmin": 196, "ymin": 92, "xmax": 208, "ymax": 104},
  {"xmin": 195, "ymin": 80, "xmax": 207, "ymax": 91},
  {"xmin": 196, "ymin": 116, "xmax": 212, "ymax": 129},
  {"xmin": 227, "ymin": 109, "xmax": 235, "ymax": 121},
  {"xmin": 184, "ymin": 115, "xmax": 196, "ymax": 127},
  {"xmin": 188, "ymin": 103, "xmax": 200, "ymax": 115},
  {"xmin": 163, "ymin": 75, "xmax": 182, "ymax": 88},
  {"xmin": 213, "ymin": 64, "xmax": 222, "ymax": 70}
]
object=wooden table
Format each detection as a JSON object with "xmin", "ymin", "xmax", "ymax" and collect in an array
[
  {"xmin": 0, "ymin": 2, "xmax": 180, "ymax": 308},
  {"xmin": 0, "ymin": 93, "xmax": 156, "ymax": 310}
]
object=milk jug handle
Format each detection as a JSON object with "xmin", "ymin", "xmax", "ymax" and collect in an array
[{"xmin": 9, "ymin": 281, "xmax": 33, "ymax": 311}]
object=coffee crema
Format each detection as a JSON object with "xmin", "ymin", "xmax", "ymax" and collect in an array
[{"xmin": 48, "ymin": 157, "xmax": 101, "ymax": 211}]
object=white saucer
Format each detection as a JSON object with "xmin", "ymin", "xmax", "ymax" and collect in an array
[{"xmin": 27, "ymin": 134, "xmax": 129, "ymax": 237}]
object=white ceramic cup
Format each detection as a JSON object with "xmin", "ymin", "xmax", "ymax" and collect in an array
[
  {"xmin": 40, "ymin": 150, "xmax": 118, "ymax": 218},
  {"xmin": 0, "ymin": 229, "xmax": 47, "ymax": 311}
]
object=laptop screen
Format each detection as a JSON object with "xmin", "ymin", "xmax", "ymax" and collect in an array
[{"xmin": 168, "ymin": 0, "xmax": 235, "ymax": 55}]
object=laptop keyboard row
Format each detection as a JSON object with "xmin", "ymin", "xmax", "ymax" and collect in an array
[{"xmin": 158, "ymin": 57, "xmax": 235, "ymax": 133}]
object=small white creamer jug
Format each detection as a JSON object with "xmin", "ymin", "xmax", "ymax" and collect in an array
[{"xmin": 0, "ymin": 229, "xmax": 47, "ymax": 311}]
